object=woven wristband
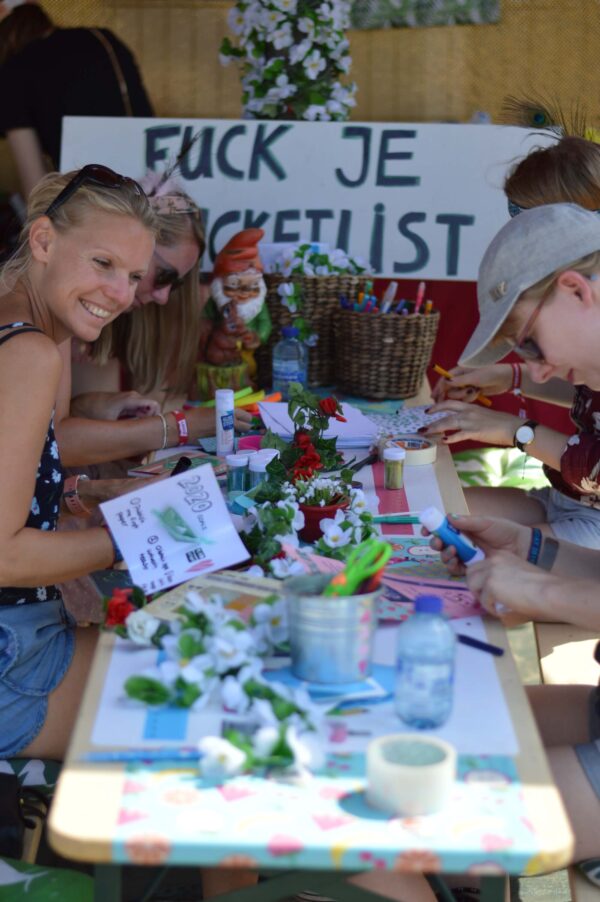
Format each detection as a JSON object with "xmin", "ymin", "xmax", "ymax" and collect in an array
[
  {"xmin": 157, "ymin": 413, "xmax": 168, "ymax": 450},
  {"xmin": 527, "ymin": 527, "xmax": 542, "ymax": 565},
  {"xmin": 172, "ymin": 410, "xmax": 189, "ymax": 446},
  {"xmin": 63, "ymin": 474, "xmax": 92, "ymax": 518},
  {"xmin": 511, "ymin": 363, "xmax": 522, "ymax": 392}
]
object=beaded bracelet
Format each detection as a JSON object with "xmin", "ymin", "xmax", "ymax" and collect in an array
[
  {"xmin": 172, "ymin": 409, "xmax": 189, "ymax": 446},
  {"xmin": 527, "ymin": 527, "xmax": 542, "ymax": 565},
  {"xmin": 510, "ymin": 363, "xmax": 522, "ymax": 392}
]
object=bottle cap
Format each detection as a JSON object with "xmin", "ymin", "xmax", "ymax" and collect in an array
[
  {"xmin": 281, "ymin": 326, "xmax": 299, "ymax": 339},
  {"xmin": 257, "ymin": 449, "xmax": 280, "ymax": 461},
  {"xmin": 249, "ymin": 457, "xmax": 268, "ymax": 473},
  {"xmin": 383, "ymin": 447, "xmax": 406, "ymax": 462},
  {"xmin": 419, "ymin": 506, "xmax": 444, "ymax": 532},
  {"xmin": 414, "ymin": 594, "xmax": 443, "ymax": 614},
  {"xmin": 215, "ymin": 389, "xmax": 234, "ymax": 402},
  {"xmin": 226, "ymin": 454, "xmax": 248, "ymax": 468}
]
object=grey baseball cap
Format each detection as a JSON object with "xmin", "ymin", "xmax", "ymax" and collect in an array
[{"xmin": 460, "ymin": 203, "xmax": 600, "ymax": 368}]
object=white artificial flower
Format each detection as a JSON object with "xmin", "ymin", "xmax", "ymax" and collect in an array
[
  {"xmin": 219, "ymin": 52, "xmax": 232, "ymax": 67},
  {"xmin": 321, "ymin": 520, "xmax": 351, "ymax": 549},
  {"xmin": 270, "ymin": 556, "xmax": 305, "ymax": 579},
  {"xmin": 260, "ymin": 6, "xmax": 284, "ymax": 29},
  {"xmin": 271, "ymin": 23, "xmax": 293, "ymax": 50},
  {"xmin": 319, "ymin": 507, "xmax": 346, "ymax": 533},
  {"xmin": 227, "ymin": 7, "xmax": 246, "ymax": 34},
  {"xmin": 198, "ymin": 737, "xmax": 247, "ymax": 779},
  {"xmin": 209, "ymin": 626, "xmax": 256, "ymax": 674},
  {"xmin": 221, "ymin": 674, "xmax": 252, "ymax": 713},
  {"xmin": 285, "ymin": 725, "xmax": 325, "ymax": 773},
  {"xmin": 125, "ymin": 609, "xmax": 161, "ymax": 646},
  {"xmin": 305, "ymin": 333, "xmax": 319, "ymax": 348},
  {"xmin": 252, "ymin": 725, "xmax": 280, "ymax": 758},
  {"xmin": 298, "ymin": 16, "xmax": 315, "ymax": 35},
  {"xmin": 289, "ymin": 38, "xmax": 312, "ymax": 65},
  {"xmin": 246, "ymin": 564, "xmax": 266, "ymax": 578},
  {"xmin": 250, "ymin": 697, "xmax": 279, "ymax": 726},
  {"xmin": 350, "ymin": 487, "xmax": 368, "ymax": 513},
  {"xmin": 252, "ymin": 599, "xmax": 289, "ymax": 646}
]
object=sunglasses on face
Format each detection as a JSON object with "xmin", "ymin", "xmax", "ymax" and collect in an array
[
  {"xmin": 153, "ymin": 267, "xmax": 185, "ymax": 292},
  {"xmin": 44, "ymin": 164, "xmax": 144, "ymax": 219}
]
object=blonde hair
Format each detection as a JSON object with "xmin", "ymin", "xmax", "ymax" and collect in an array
[
  {"xmin": 0, "ymin": 168, "xmax": 157, "ymax": 294},
  {"xmin": 91, "ymin": 198, "xmax": 205, "ymax": 395},
  {"xmin": 495, "ymin": 250, "xmax": 600, "ymax": 343}
]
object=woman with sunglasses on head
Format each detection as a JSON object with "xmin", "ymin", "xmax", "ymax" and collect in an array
[
  {"xmin": 0, "ymin": 165, "xmax": 157, "ymax": 762},
  {"xmin": 52, "ymin": 178, "xmax": 251, "ymax": 479},
  {"xmin": 426, "ymin": 135, "xmax": 600, "ymax": 549}
]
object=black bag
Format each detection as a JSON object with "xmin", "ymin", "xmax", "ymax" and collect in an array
[{"xmin": 0, "ymin": 773, "xmax": 49, "ymax": 858}]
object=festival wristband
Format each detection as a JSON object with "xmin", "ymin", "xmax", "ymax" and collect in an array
[
  {"xmin": 172, "ymin": 410, "xmax": 189, "ymax": 446},
  {"xmin": 102, "ymin": 525, "xmax": 123, "ymax": 566},
  {"xmin": 63, "ymin": 474, "xmax": 92, "ymax": 518},
  {"xmin": 157, "ymin": 413, "xmax": 168, "ymax": 450},
  {"xmin": 511, "ymin": 363, "xmax": 522, "ymax": 392},
  {"xmin": 527, "ymin": 527, "xmax": 542, "ymax": 565},
  {"xmin": 537, "ymin": 536, "xmax": 559, "ymax": 572}
]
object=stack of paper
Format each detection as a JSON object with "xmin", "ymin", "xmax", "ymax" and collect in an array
[{"xmin": 258, "ymin": 401, "xmax": 378, "ymax": 448}]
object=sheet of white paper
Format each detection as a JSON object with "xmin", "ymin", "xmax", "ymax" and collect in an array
[
  {"xmin": 259, "ymin": 401, "xmax": 377, "ymax": 448},
  {"xmin": 91, "ymin": 616, "xmax": 516, "ymax": 756},
  {"xmin": 368, "ymin": 405, "xmax": 448, "ymax": 437},
  {"xmin": 100, "ymin": 464, "xmax": 248, "ymax": 593}
]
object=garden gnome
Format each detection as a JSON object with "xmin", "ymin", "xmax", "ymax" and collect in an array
[{"xmin": 204, "ymin": 228, "xmax": 271, "ymax": 378}]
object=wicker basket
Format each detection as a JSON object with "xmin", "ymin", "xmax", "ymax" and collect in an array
[
  {"xmin": 256, "ymin": 273, "xmax": 367, "ymax": 388},
  {"xmin": 334, "ymin": 308, "xmax": 440, "ymax": 399}
]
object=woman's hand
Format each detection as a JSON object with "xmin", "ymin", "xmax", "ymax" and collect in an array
[
  {"xmin": 466, "ymin": 552, "xmax": 566, "ymax": 626},
  {"xmin": 184, "ymin": 405, "xmax": 253, "ymax": 441},
  {"xmin": 422, "ymin": 400, "xmax": 520, "ymax": 446},
  {"xmin": 431, "ymin": 364, "xmax": 514, "ymax": 403},
  {"xmin": 71, "ymin": 391, "xmax": 161, "ymax": 421},
  {"xmin": 423, "ymin": 513, "xmax": 533, "ymax": 577}
]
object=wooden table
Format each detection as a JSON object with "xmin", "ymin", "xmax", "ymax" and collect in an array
[{"xmin": 48, "ymin": 388, "xmax": 574, "ymax": 902}]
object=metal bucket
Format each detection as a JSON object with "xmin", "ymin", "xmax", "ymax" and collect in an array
[{"xmin": 285, "ymin": 574, "xmax": 379, "ymax": 684}]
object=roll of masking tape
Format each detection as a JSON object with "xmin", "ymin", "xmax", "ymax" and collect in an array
[
  {"xmin": 378, "ymin": 434, "xmax": 437, "ymax": 466},
  {"xmin": 366, "ymin": 734, "xmax": 456, "ymax": 816}
]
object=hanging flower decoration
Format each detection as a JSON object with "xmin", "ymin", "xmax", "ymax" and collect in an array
[
  {"xmin": 106, "ymin": 589, "xmax": 322, "ymax": 779},
  {"xmin": 219, "ymin": 1, "xmax": 357, "ymax": 122}
]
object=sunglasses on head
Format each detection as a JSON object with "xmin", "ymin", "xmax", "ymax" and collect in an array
[{"xmin": 44, "ymin": 164, "xmax": 144, "ymax": 219}]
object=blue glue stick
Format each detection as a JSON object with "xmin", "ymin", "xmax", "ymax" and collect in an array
[{"xmin": 420, "ymin": 506, "xmax": 485, "ymax": 566}]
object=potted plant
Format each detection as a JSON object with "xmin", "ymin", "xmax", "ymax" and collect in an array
[{"xmin": 240, "ymin": 383, "xmax": 377, "ymax": 570}]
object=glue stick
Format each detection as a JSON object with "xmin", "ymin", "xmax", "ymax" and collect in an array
[
  {"xmin": 215, "ymin": 389, "xmax": 235, "ymax": 457},
  {"xmin": 419, "ymin": 507, "xmax": 485, "ymax": 566}
]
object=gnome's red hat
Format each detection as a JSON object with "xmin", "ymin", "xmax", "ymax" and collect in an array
[{"xmin": 213, "ymin": 228, "xmax": 265, "ymax": 279}]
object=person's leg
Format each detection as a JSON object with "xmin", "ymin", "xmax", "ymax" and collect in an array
[
  {"xmin": 20, "ymin": 625, "xmax": 98, "ymax": 760},
  {"xmin": 348, "ymin": 872, "xmax": 437, "ymax": 901},
  {"xmin": 201, "ymin": 867, "xmax": 258, "ymax": 897},
  {"xmin": 464, "ymin": 487, "xmax": 547, "ymax": 524},
  {"xmin": 526, "ymin": 685, "xmax": 594, "ymax": 747},
  {"xmin": 547, "ymin": 745, "xmax": 600, "ymax": 861}
]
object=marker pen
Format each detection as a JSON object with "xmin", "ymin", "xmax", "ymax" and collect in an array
[{"xmin": 419, "ymin": 506, "xmax": 485, "ymax": 566}]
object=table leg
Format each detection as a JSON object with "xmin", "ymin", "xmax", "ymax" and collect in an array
[
  {"xmin": 95, "ymin": 864, "xmax": 122, "ymax": 902},
  {"xmin": 480, "ymin": 875, "xmax": 509, "ymax": 902}
]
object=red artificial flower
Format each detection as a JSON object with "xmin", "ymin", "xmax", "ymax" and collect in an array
[
  {"xmin": 318, "ymin": 396, "xmax": 347, "ymax": 423},
  {"xmin": 105, "ymin": 595, "xmax": 135, "ymax": 627},
  {"xmin": 294, "ymin": 430, "xmax": 312, "ymax": 449}
]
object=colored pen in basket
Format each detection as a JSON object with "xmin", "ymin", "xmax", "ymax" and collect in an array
[
  {"xmin": 84, "ymin": 747, "xmax": 202, "ymax": 763},
  {"xmin": 456, "ymin": 634, "xmax": 504, "ymax": 657},
  {"xmin": 414, "ymin": 281, "xmax": 426, "ymax": 315}
]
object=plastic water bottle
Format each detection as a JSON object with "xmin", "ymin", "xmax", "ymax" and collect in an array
[
  {"xmin": 395, "ymin": 595, "xmax": 456, "ymax": 729},
  {"xmin": 272, "ymin": 326, "xmax": 307, "ymax": 400}
]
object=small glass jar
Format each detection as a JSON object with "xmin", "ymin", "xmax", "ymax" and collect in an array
[
  {"xmin": 248, "ymin": 456, "xmax": 269, "ymax": 489},
  {"xmin": 383, "ymin": 446, "xmax": 406, "ymax": 490},
  {"xmin": 226, "ymin": 453, "xmax": 249, "ymax": 494}
]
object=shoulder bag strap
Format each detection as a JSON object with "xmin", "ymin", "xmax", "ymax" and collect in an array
[{"xmin": 89, "ymin": 28, "xmax": 133, "ymax": 117}]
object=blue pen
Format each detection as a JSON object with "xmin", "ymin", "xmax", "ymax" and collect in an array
[
  {"xmin": 85, "ymin": 747, "xmax": 202, "ymax": 763},
  {"xmin": 339, "ymin": 295, "xmax": 349, "ymax": 310},
  {"xmin": 394, "ymin": 299, "xmax": 407, "ymax": 314}
]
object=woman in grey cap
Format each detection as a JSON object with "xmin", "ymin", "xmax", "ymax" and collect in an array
[
  {"xmin": 426, "ymin": 136, "xmax": 600, "ymax": 551},
  {"xmin": 429, "ymin": 202, "xmax": 600, "ymax": 890}
]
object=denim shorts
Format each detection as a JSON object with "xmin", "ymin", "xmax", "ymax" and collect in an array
[
  {"xmin": 0, "ymin": 599, "xmax": 76, "ymax": 757},
  {"xmin": 529, "ymin": 486, "xmax": 600, "ymax": 549}
]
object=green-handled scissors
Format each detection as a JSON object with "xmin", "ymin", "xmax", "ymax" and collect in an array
[{"xmin": 323, "ymin": 538, "xmax": 392, "ymax": 597}]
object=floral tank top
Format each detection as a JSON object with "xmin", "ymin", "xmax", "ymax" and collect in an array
[{"xmin": 0, "ymin": 323, "xmax": 63, "ymax": 605}]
